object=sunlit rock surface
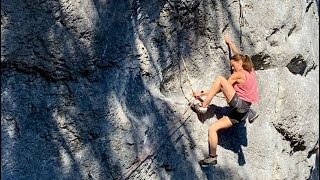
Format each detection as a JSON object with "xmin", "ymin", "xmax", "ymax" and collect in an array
[{"xmin": 1, "ymin": 0, "xmax": 319, "ymax": 179}]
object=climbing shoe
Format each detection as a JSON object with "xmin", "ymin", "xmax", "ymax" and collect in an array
[
  {"xmin": 198, "ymin": 155, "xmax": 217, "ymax": 167},
  {"xmin": 247, "ymin": 109, "xmax": 259, "ymax": 123},
  {"xmin": 190, "ymin": 103, "xmax": 207, "ymax": 114}
]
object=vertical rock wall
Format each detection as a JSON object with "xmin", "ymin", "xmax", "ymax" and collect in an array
[{"xmin": 1, "ymin": 0, "xmax": 319, "ymax": 179}]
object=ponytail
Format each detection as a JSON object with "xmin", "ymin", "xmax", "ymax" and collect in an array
[
  {"xmin": 243, "ymin": 54, "xmax": 254, "ymax": 72},
  {"xmin": 231, "ymin": 54, "xmax": 254, "ymax": 72}
]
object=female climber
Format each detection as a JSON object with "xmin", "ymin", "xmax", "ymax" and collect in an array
[{"xmin": 193, "ymin": 35, "xmax": 259, "ymax": 166}]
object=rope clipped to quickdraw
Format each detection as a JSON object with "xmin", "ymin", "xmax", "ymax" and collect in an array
[
  {"xmin": 239, "ymin": 0, "xmax": 248, "ymax": 51},
  {"xmin": 239, "ymin": 0, "xmax": 246, "ymax": 27}
]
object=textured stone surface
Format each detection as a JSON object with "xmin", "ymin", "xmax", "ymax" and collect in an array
[{"xmin": 1, "ymin": 0, "xmax": 319, "ymax": 179}]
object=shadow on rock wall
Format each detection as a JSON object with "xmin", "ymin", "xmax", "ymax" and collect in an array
[
  {"xmin": 1, "ymin": 0, "xmax": 252, "ymax": 179},
  {"xmin": 192, "ymin": 104, "xmax": 248, "ymax": 166}
]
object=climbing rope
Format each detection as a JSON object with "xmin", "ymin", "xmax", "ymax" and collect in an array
[
  {"xmin": 181, "ymin": 56, "xmax": 204, "ymax": 103},
  {"xmin": 120, "ymin": 101, "xmax": 194, "ymax": 179},
  {"xmin": 181, "ymin": 56, "xmax": 195, "ymax": 94},
  {"xmin": 120, "ymin": 63, "xmax": 198, "ymax": 178}
]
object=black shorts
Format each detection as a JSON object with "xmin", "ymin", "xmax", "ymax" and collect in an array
[{"xmin": 228, "ymin": 94, "xmax": 251, "ymax": 124}]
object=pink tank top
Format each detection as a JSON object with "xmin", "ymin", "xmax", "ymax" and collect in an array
[{"xmin": 233, "ymin": 70, "xmax": 259, "ymax": 103}]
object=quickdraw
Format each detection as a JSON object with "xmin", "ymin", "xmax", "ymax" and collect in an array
[{"xmin": 239, "ymin": 0, "xmax": 248, "ymax": 51}]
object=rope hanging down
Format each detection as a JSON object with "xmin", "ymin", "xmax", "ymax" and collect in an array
[
  {"xmin": 120, "ymin": 56, "xmax": 199, "ymax": 179},
  {"xmin": 120, "ymin": 106, "xmax": 193, "ymax": 179},
  {"xmin": 181, "ymin": 56, "xmax": 203, "ymax": 103},
  {"xmin": 181, "ymin": 56, "xmax": 194, "ymax": 94}
]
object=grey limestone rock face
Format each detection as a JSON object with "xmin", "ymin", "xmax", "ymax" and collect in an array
[{"xmin": 1, "ymin": 0, "xmax": 319, "ymax": 179}]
